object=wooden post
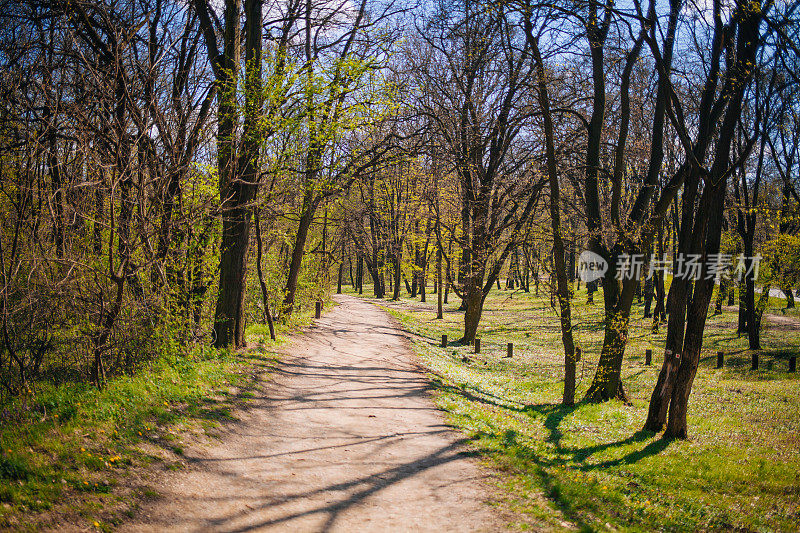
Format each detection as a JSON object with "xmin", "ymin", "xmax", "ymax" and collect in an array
[
  {"xmin": 789, "ymin": 356, "xmax": 796, "ymax": 373},
  {"xmin": 717, "ymin": 351, "xmax": 724, "ymax": 369},
  {"xmin": 441, "ymin": 334, "xmax": 448, "ymax": 347},
  {"xmin": 474, "ymin": 338, "xmax": 481, "ymax": 354},
  {"xmin": 645, "ymin": 349, "xmax": 652, "ymax": 366},
  {"xmin": 506, "ymin": 342, "xmax": 513, "ymax": 358},
  {"xmin": 315, "ymin": 301, "xmax": 322, "ymax": 319},
  {"xmin": 752, "ymin": 353, "xmax": 758, "ymax": 371}
]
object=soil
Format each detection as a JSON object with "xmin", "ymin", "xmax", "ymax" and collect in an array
[
  {"xmin": 120, "ymin": 295, "xmax": 505, "ymax": 532},
  {"xmin": 715, "ymin": 305, "xmax": 800, "ymax": 332}
]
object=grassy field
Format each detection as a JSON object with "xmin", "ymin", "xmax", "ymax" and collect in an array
[
  {"xmin": 346, "ymin": 283, "xmax": 800, "ymax": 532},
  {"xmin": 0, "ymin": 309, "xmax": 317, "ymax": 531}
]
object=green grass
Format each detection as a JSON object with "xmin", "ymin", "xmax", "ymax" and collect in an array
[
  {"xmin": 347, "ymin": 283, "xmax": 800, "ymax": 532},
  {"xmin": 0, "ymin": 306, "xmax": 319, "ymax": 531},
  {"xmin": 766, "ymin": 292, "xmax": 800, "ymax": 319}
]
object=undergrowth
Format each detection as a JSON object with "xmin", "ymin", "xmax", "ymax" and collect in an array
[{"xmin": 0, "ymin": 305, "xmax": 319, "ymax": 531}]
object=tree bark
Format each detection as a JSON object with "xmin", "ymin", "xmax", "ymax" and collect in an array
[
  {"xmin": 661, "ymin": 3, "xmax": 763, "ymax": 438},
  {"xmin": 391, "ymin": 249, "xmax": 402, "ymax": 300},
  {"xmin": 283, "ymin": 188, "xmax": 318, "ymax": 313},
  {"xmin": 437, "ymin": 242, "xmax": 443, "ymax": 319},
  {"xmin": 783, "ymin": 288, "xmax": 795, "ymax": 309},
  {"xmin": 583, "ymin": 281, "xmax": 634, "ymax": 403},
  {"xmin": 529, "ymin": 35, "xmax": 577, "ymax": 405}
]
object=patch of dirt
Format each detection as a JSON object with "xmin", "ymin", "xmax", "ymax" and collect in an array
[
  {"xmin": 120, "ymin": 296, "xmax": 507, "ymax": 532},
  {"xmin": 715, "ymin": 306, "xmax": 800, "ymax": 332}
]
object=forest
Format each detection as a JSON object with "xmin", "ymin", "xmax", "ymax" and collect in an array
[{"xmin": 1, "ymin": 0, "xmax": 799, "ymax": 530}]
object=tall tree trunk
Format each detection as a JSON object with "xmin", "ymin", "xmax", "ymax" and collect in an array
[
  {"xmin": 370, "ymin": 260, "xmax": 384, "ymax": 298},
  {"xmin": 737, "ymin": 277, "xmax": 748, "ymax": 333},
  {"xmin": 583, "ymin": 278, "xmax": 634, "ymax": 403},
  {"xmin": 664, "ymin": 276, "xmax": 714, "ymax": 438},
  {"xmin": 420, "ymin": 219, "xmax": 430, "ymax": 302},
  {"xmin": 437, "ymin": 244, "xmax": 443, "ymax": 319},
  {"xmin": 714, "ymin": 275, "xmax": 727, "ymax": 315},
  {"xmin": 528, "ymin": 35, "xmax": 577, "ymax": 404},
  {"xmin": 411, "ymin": 221, "xmax": 419, "ymax": 297},
  {"xmin": 749, "ymin": 285, "xmax": 770, "ymax": 351},
  {"xmin": 348, "ymin": 252, "xmax": 354, "ymax": 287},
  {"xmin": 444, "ymin": 238, "xmax": 451, "ymax": 304},
  {"xmin": 658, "ymin": 2, "xmax": 762, "ymax": 438},
  {"xmin": 283, "ymin": 188, "xmax": 317, "ymax": 313},
  {"xmin": 643, "ymin": 276, "xmax": 654, "ymax": 317},
  {"xmin": 391, "ymin": 249, "xmax": 402, "ymax": 300},
  {"xmin": 356, "ymin": 254, "xmax": 364, "ymax": 294},
  {"xmin": 461, "ymin": 281, "xmax": 483, "ymax": 344},
  {"xmin": 783, "ymin": 288, "xmax": 795, "ymax": 309},
  {"xmin": 460, "ymin": 199, "xmax": 488, "ymax": 344},
  {"xmin": 645, "ymin": 166, "xmax": 702, "ymax": 430},
  {"xmin": 206, "ymin": 0, "xmax": 251, "ymax": 348},
  {"xmin": 337, "ymin": 259, "xmax": 343, "ymax": 294},
  {"xmin": 742, "ymin": 236, "xmax": 760, "ymax": 348},
  {"xmin": 653, "ymin": 270, "xmax": 665, "ymax": 321}
]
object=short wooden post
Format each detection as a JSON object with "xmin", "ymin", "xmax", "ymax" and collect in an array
[
  {"xmin": 315, "ymin": 301, "xmax": 322, "ymax": 318},
  {"xmin": 717, "ymin": 351, "xmax": 724, "ymax": 369},
  {"xmin": 645, "ymin": 349, "xmax": 652, "ymax": 366},
  {"xmin": 441, "ymin": 334, "xmax": 448, "ymax": 347},
  {"xmin": 752, "ymin": 353, "xmax": 759, "ymax": 371},
  {"xmin": 506, "ymin": 342, "xmax": 513, "ymax": 358},
  {"xmin": 474, "ymin": 338, "xmax": 481, "ymax": 354},
  {"xmin": 789, "ymin": 356, "xmax": 796, "ymax": 373}
]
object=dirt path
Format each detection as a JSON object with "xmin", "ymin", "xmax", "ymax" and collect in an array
[
  {"xmin": 717, "ymin": 305, "xmax": 800, "ymax": 332},
  {"xmin": 122, "ymin": 295, "xmax": 504, "ymax": 532}
]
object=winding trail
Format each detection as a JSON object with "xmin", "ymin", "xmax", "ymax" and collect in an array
[{"xmin": 123, "ymin": 295, "xmax": 503, "ymax": 532}]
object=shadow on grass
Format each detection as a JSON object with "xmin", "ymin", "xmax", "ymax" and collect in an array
[
  {"xmin": 697, "ymin": 348, "xmax": 799, "ymax": 381},
  {"xmin": 165, "ymin": 350, "xmax": 281, "ymax": 430},
  {"xmin": 429, "ymin": 378, "xmax": 670, "ymax": 529},
  {"xmin": 429, "ymin": 375, "xmax": 528, "ymax": 413},
  {"xmin": 525, "ymin": 403, "xmax": 659, "ymax": 464}
]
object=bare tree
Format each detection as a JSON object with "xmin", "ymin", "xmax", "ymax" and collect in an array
[{"xmin": 413, "ymin": 0, "xmax": 546, "ymax": 343}]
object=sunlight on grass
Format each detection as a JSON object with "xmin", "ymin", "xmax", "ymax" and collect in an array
[
  {"xmin": 351, "ymin": 284, "xmax": 800, "ymax": 531},
  {"xmin": 0, "ymin": 308, "xmax": 316, "ymax": 530}
]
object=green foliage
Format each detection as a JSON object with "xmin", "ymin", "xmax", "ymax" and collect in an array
[
  {"xmin": 760, "ymin": 234, "xmax": 800, "ymax": 289},
  {"xmin": 0, "ymin": 455, "xmax": 31, "ymax": 481}
]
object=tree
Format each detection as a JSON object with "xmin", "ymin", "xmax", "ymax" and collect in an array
[
  {"xmin": 645, "ymin": 0, "xmax": 773, "ymax": 437},
  {"xmin": 194, "ymin": 0, "xmax": 271, "ymax": 347},
  {"xmin": 525, "ymin": 21, "xmax": 577, "ymax": 404},
  {"xmin": 280, "ymin": 0, "xmax": 402, "ymax": 314},
  {"xmin": 414, "ymin": 0, "xmax": 545, "ymax": 343},
  {"xmin": 548, "ymin": 0, "xmax": 680, "ymax": 403}
]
